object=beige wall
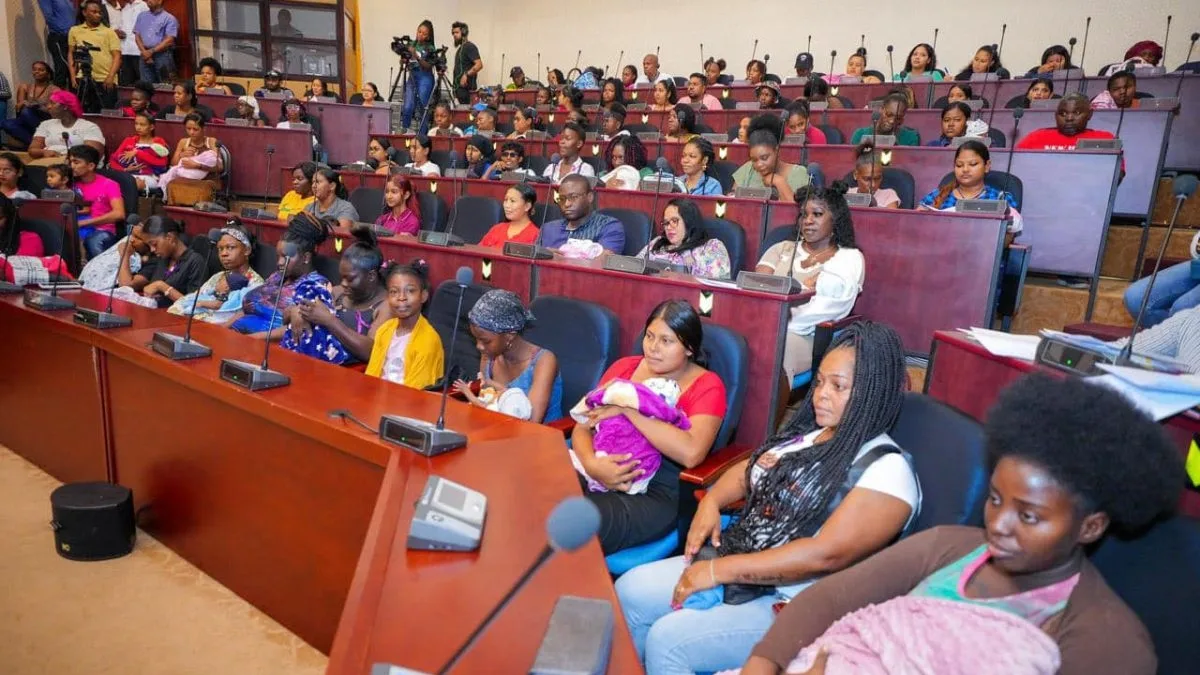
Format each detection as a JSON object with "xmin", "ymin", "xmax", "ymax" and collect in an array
[
  {"xmin": 359, "ymin": 0, "xmax": 1193, "ymax": 99},
  {"xmin": 1, "ymin": 0, "xmax": 48, "ymax": 100}
]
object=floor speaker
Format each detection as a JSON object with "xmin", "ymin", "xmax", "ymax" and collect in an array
[{"xmin": 50, "ymin": 482, "xmax": 136, "ymax": 561}]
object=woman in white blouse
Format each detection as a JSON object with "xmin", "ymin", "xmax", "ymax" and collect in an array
[{"xmin": 755, "ymin": 185, "xmax": 864, "ymax": 382}]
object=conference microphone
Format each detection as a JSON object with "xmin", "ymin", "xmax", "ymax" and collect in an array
[
  {"xmin": 1064, "ymin": 38, "xmax": 1078, "ymax": 95},
  {"xmin": 806, "ymin": 35, "xmax": 812, "ymax": 54},
  {"xmin": 499, "ymin": 52, "xmax": 506, "ymax": 89},
  {"xmin": 419, "ymin": 150, "xmax": 465, "ymax": 247},
  {"xmin": 606, "ymin": 157, "xmax": 676, "ymax": 275},
  {"xmin": 829, "ymin": 50, "xmax": 837, "ymax": 77},
  {"xmin": 256, "ymin": 144, "xmax": 277, "ymax": 236},
  {"xmin": 151, "ymin": 228, "xmax": 225, "ymax": 360},
  {"xmin": 1162, "ymin": 15, "xmax": 1172, "ymax": 67},
  {"xmin": 572, "ymin": 49, "xmax": 582, "ymax": 73},
  {"xmin": 779, "ymin": 187, "xmax": 813, "ymax": 285},
  {"xmin": 932, "ymin": 27, "xmax": 939, "ymax": 51},
  {"xmin": 860, "ymin": 34, "xmax": 866, "ymax": 50},
  {"xmin": 73, "ymin": 214, "xmax": 142, "ymax": 328},
  {"xmin": 536, "ymin": 53, "xmax": 541, "ymax": 85},
  {"xmin": 996, "ymin": 107, "xmax": 1024, "ymax": 209},
  {"xmin": 1173, "ymin": 32, "xmax": 1199, "ymax": 99},
  {"xmin": 699, "ymin": 42, "xmax": 704, "ymax": 68},
  {"xmin": 378, "ymin": 267, "xmax": 471, "ymax": 456},
  {"xmin": 61, "ymin": 131, "xmax": 70, "ymax": 150},
  {"xmin": 1077, "ymin": 17, "xmax": 1092, "ymax": 87},
  {"xmin": 1116, "ymin": 174, "xmax": 1199, "ymax": 367},
  {"xmin": 23, "ymin": 202, "xmax": 77, "ymax": 311},
  {"xmin": 750, "ymin": 39, "xmax": 758, "ymax": 61},
  {"xmin": 736, "ymin": 153, "xmax": 803, "ymax": 295},
  {"xmin": 886, "ymin": 45, "xmax": 895, "ymax": 82},
  {"xmin": 997, "ymin": 23, "xmax": 1007, "ymax": 62},
  {"xmin": 218, "ymin": 244, "xmax": 294, "ymax": 392}
]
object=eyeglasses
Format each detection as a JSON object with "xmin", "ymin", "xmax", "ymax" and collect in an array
[{"xmin": 501, "ymin": 151, "xmax": 521, "ymax": 158}]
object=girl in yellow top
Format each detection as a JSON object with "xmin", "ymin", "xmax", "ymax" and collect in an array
[
  {"xmin": 365, "ymin": 259, "xmax": 444, "ymax": 389},
  {"xmin": 277, "ymin": 162, "xmax": 317, "ymax": 221}
]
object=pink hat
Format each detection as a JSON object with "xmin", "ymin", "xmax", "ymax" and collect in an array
[{"xmin": 49, "ymin": 90, "xmax": 84, "ymax": 117}]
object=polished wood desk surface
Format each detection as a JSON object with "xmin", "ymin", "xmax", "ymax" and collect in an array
[{"xmin": 0, "ymin": 291, "xmax": 639, "ymax": 669}]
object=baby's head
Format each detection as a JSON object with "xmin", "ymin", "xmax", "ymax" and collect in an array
[{"xmin": 642, "ymin": 377, "xmax": 682, "ymax": 406}]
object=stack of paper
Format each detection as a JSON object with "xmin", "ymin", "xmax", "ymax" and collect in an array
[
  {"xmin": 1088, "ymin": 364, "xmax": 1200, "ymax": 421},
  {"xmin": 964, "ymin": 327, "xmax": 1040, "ymax": 361}
]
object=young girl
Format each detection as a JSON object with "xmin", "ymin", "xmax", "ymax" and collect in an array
[
  {"xmin": 404, "ymin": 135, "xmax": 442, "ymax": 177},
  {"xmin": 375, "ymin": 175, "xmax": 422, "ymax": 236},
  {"xmin": 429, "ymin": 102, "xmax": 464, "ymax": 137},
  {"xmin": 847, "ymin": 145, "xmax": 901, "ymax": 208},
  {"xmin": 365, "ymin": 259, "xmax": 444, "ymax": 389},
  {"xmin": 45, "ymin": 164, "xmax": 71, "ymax": 191}
]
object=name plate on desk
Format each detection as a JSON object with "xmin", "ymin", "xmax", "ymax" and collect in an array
[
  {"xmin": 626, "ymin": 103, "xmax": 647, "ymax": 111},
  {"xmin": 956, "ymin": 199, "xmax": 1007, "ymax": 214},
  {"xmin": 601, "ymin": 255, "xmax": 682, "ymax": 275},
  {"xmin": 951, "ymin": 135, "xmax": 990, "ymax": 148},
  {"xmin": 503, "ymin": 241, "xmax": 553, "ymax": 259},
  {"xmin": 585, "ymin": 131, "xmax": 599, "ymax": 141},
  {"xmin": 311, "ymin": 96, "xmax": 337, "ymax": 103},
  {"xmin": 809, "ymin": 101, "xmax": 828, "ymax": 111},
  {"xmin": 407, "ymin": 475, "xmax": 486, "ymax": 551},
  {"xmin": 844, "ymin": 192, "xmax": 874, "ymax": 207},
  {"xmin": 153, "ymin": 83, "xmax": 175, "ymax": 92},
  {"xmin": 445, "ymin": 168, "xmax": 470, "ymax": 178},
  {"xmin": 165, "ymin": 114, "xmax": 185, "ymax": 122},
  {"xmin": 224, "ymin": 117, "xmax": 250, "ymax": 127},
  {"xmin": 638, "ymin": 177, "xmax": 678, "ymax": 193},
  {"xmin": 733, "ymin": 186, "xmax": 772, "ymax": 200},
  {"xmin": 736, "ymin": 271, "xmax": 801, "ymax": 295},
  {"xmin": 701, "ymin": 133, "xmax": 727, "ymax": 143},
  {"xmin": 525, "ymin": 130, "xmax": 549, "ymax": 139},
  {"xmin": 1077, "ymin": 138, "xmax": 1122, "ymax": 151},
  {"xmin": 417, "ymin": 230, "xmax": 464, "ymax": 247},
  {"xmin": 860, "ymin": 134, "xmax": 895, "ymax": 148},
  {"xmin": 784, "ymin": 133, "xmax": 806, "ymax": 145}
]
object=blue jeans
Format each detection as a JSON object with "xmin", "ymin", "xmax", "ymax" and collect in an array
[
  {"xmin": 615, "ymin": 555, "xmax": 779, "ymax": 675},
  {"xmin": 1123, "ymin": 260, "xmax": 1200, "ymax": 328},
  {"xmin": 402, "ymin": 69, "xmax": 435, "ymax": 133},
  {"xmin": 0, "ymin": 106, "xmax": 48, "ymax": 146},
  {"xmin": 139, "ymin": 51, "xmax": 175, "ymax": 83},
  {"xmin": 83, "ymin": 229, "xmax": 116, "ymax": 259}
]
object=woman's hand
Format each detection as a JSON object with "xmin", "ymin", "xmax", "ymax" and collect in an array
[
  {"xmin": 583, "ymin": 452, "xmax": 643, "ymax": 491},
  {"xmin": 142, "ymin": 280, "xmax": 165, "ymax": 296},
  {"xmin": 121, "ymin": 148, "xmax": 138, "ymax": 163},
  {"xmin": 1038, "ymin": 62, "xmax": 1056, "ymax": 74},
  {"xmin": 685, "ymin": 498, "xmax": 724, "ymax": 561},
  {"xmin": 285, "ymin": 305, "xmax": 311, "ymax": 337},
  {"xmin": 297, "ymin": 298, "xmax": 335, "ymax": 327},
  {"xmin": 671, "ymin": 560, "xmax": 719, "ymax": 608},
  {"xmin": 584, "ymin": 404, "xmax": 626, "ymax": 428}
]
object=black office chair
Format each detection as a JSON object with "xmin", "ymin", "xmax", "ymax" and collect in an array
[
  {"xmin": 531, "ymin": 202, "xmax": 563, "ymax": 226},
  {"xmin": 386, "ymin": 147, "xmax": 411, "ymax": 166},
  {"xmin": 224, "ymin": 82, "xmax": 247, "ymax": 96},
  {"xmin": 19, "ymin": 219, "xmax": 63, "ymax": 257},
  {"xmin": 416, "ymin": 192, "xmax": 448, "ymax": 232},
  {"xmin": 250, "ymin": 242, "xmax": 278, "ymax": 279},
  {"xmin": 523, "ymin": 295, "xmax": 621, "ymax": 413},
  {"xmin": 598, "ymin": 207, "xmax": 652, "ymax": 256},
  {"xmin": 17, "ymin": 165, "xmax": 48, "ymax": 196},
  {"xmin": 349, "ymin": 187, "xmax": 386, "ymax": 223},
  {"xmin": 430, "ymin": 149, "xmax": 457, "ymax": 173},
  {"xmin": 623, "ymin": 123, "xmax": 660, "ymax": 135},
  {"xmin": 817, "ymin": 124, "xmax": 844, "ymax": 144},
  {"xmin": 97, "ymin": 168, "xmax": 140, "ymax": 232},
  {"xmin": 939, "ymin": 171, "xmax": 1024, "ymax": 209},
  {"xmin": 188, "ymin": 235, "xmax": 223, "ymax": 279},
  {"xmin": 579, "ymin": 156, "xmax": 602, "ymax": 175},
  {"xmin": 841, "ymin": 167, "xmax": 918, "ymax": 209},
  {"xmin": 987, "ymin": 127, "xmax": 1008, "ymax": 148},
  {"xmin": 710, "ymin": 161, "xmax": 737, "ymax": 193},
  {"xmin": 446, "ymin": 195, "xmax": 503, "ymax": 244},
  {"xmin": 525, "ymin": 154, "xmax": 550, "ymax": 176},
  {"xmin": 313, "ymin": 253, "xmax": 342, "ymax": 284},
  {"xmin": 348, "ymin": 93, "xmax": 364, "ymax": 104},
  {"xmin": 701, "ymin": 216, "xmax": 747, "ymax": 272},
  {"xmin": 427, "ymin": 279, "xmax": 494, "ymax": 384}
]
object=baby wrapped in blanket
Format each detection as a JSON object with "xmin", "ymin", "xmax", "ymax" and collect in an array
[{"xmin": 569, "ymin": 377, "xmax": 690, "ymax": 495}]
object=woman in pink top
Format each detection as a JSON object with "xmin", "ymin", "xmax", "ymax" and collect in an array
[
  {"xmin": 69, "ymin": 144, "xmax": 126, "ymax": 258},
  {"xmin": 374, "ymin": 175, "xmax": 421, "ymax": 236},
  {"xmin": 0, "ymin": 194, "xmax": 44, "ymax": 257}
]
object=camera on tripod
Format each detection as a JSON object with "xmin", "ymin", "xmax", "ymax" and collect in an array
[
  {"xmin": 391, "ymin": 36, "xmax": 449, "ymax": 70},
  {"xmin": 73, "ymin": 41, "xmax": 101, "ymax": 72}
]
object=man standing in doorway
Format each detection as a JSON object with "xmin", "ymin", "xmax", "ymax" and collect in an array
[
  {"xmin": 133, "ymin": 0, "xmax": 178, "ymax": 84},
  {"xmin": 451, "ymin": 21, "xmax": 482, "ymax": 105}
]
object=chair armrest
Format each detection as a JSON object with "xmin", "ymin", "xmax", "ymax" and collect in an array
[
  {"xmin": 546, "ymin": 417, "xmax": 575, "ymax": 438},
  {"xmin": 1063, "ymin": 322, "xmax": 1132, "ymax": 342},
  {"xmin": 813, "ymin": 314, "xmax": 863, "ymax": 366},
  {"xmin": 680, "ymin": 443, "xmax": 754, "ymax": 487}
]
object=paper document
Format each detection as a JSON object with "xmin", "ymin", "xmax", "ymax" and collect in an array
[
  {"xmin": 967, "ymin": 327, "xmax": 1040, "ymax": 361},
  {"xmin": 1087, "ymin": 374, "xmax": 1200, "ymax": 421},
  {"xmin": 1095, "ymin": 364, "xmax": 1200, "ymax": 395},
  {"xmin": 695, "ymin": 277, "xmax": 739, "ymax": 290}
]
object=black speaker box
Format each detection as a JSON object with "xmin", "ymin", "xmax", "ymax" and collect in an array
[{"xmin": 50, "ymin": 482, "xmax": 136, "ymax": 561}]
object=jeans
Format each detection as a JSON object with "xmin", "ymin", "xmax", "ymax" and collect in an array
[
  {"xmin": 139, "ymin": 51, "xmax": 175, "ymax": 84},
  {"xmin": 83, "ymin": 229, "xmax": 116, "ymax": 259},
  {"xmin": 0, "ymin": 106, "xmax": 49, "ymax": 146},
  {"xmin": 615, "ymin": 555, "xmax": 779, "ymax": 675},
  {"xmin": 0, "ymin": 101, "xmax": 8, "ymax": 124},
  {"xmin": 401, "ymin": 69, "xmax": 435, "ymax": 133},
  {"xmin": 1123, "ymin": 260, "xmax": 1200, "ymax": 328},
  {"xmin": 47, "ymin": 32, "xmax": 70, "ymax": 88}
]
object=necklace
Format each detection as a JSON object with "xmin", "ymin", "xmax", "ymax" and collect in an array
[
  {"xmin": 955, "ymin": 185, "xmax": 986, "ymax": 200},
  {"xmin": 798, "ymin": 241, "xmax": 838, "ymax": 269}
]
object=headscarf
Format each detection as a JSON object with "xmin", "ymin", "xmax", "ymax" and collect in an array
[
  {"xmin": 237, "ymin": 95, "xmax": 261, "ymax": 117},
  {"xmin": 468, "ymin": 289, "xmax": 533, "ymax": 334},
  {"xmin": 220, "ymin": 227, "xmax": 252, "ymax": 249},
  {"xmin": 49, "ymin": 90, "xmax": 84, "ymax": 118},
  {"xmin": 466, "ymin": 134, "xmax": 495, "ymax": 162},
  {"xmin": 1124, "ymin": 41, "xmax": 1163, "ymax": 63}
]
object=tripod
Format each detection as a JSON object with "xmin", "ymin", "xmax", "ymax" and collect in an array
[{"xmin": 75, "ymin": 61, "xmax": 105, "ymax": 115}]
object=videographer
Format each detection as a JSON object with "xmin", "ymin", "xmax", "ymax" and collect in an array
[
  {"xmin": 399, "ymin": 20, "xmax": 438, "ymax": 135},
  {"xmin": 68, "ymin": 0, "xmax": 122, "ymax": 113},
  {"xmin": 451, "ymin": 21, "xmax": 482, "ymax": 105}
]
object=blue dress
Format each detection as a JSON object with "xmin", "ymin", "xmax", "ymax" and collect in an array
[{"xmin": 486, "ymin": 348, "xmax": 563, "ymax": 422}]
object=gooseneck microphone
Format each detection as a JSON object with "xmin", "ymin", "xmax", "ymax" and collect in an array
[
  {"xmin": 1162, "ymin": 15, "xmax": 1172, "ymax": 66},
  {"xmin": 378, "ymin": 268, "xmax": 471, "ymax": 456},
  {"xmin": 219, "ymin": 244, "xmax": 295, "ymax": 391},
  {"xmin": 1077, "ymin": 16, "xmax": 1092, "ymax": 87},
  {"xmin": 23, "ymin": 202, "xmax": 77, "ymax": 311},
  {"xmin": 886, "ymin": 45, "xmax": 895, "ymax": 82},
  {"xmin": 1117, "ymin": 175, "xmax": 1199, "ymax": 366},
  {"xmin": 1172, "ymin": 33, "xmax": 1197, "ymax": 100},
  {"xmin": 750, "ymin": 39, "xmax": 758, "ymax": 62},
  {"xmin": 73, "ymin": 214, "xmax": 143, "ymax": 328},
  {"xmin": 932, "ymin": 28, "xmax": 939, "ymax": 51},
  {"xmin": 997, "ymin": 24, "xmax": 1007, "ymax": 63},
  {"xmin": 257, "ymin": 144, "xmax": 277, "ymax": 231},
  {"xmin": 998, "ymin": 107, "xmax": 1024, "ymax": 206},
  {"xmin": 151, "ymin": 228, "xmax": 224, "ymax": 359},
  {"xmin": 829, "ymin": 50, "xmax": 837, "ymax": 77},
  {"xmin": 435, "ymin": 497, "xmax": 602, "ymax": 675}
]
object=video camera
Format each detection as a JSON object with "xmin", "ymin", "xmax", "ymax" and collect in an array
[
  {"xmin": 391, "ymin": 36, "xmax": 448, "ymax": 69},
  {"xmin": 73, "ymin": 41, "xmax": 101, "ymax": 70}
]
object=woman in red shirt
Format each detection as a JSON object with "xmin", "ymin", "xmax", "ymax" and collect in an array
[
  {"xmin": 478, "ymin": 184, "xmax": 541, "ymax": 248},
  {"xmin": 111, "ymin": 112, "xmax": 171, "ymax": 191},
  {"xmin": 572, "ymin": 300, "xmax": 728, "ymax": 554}
]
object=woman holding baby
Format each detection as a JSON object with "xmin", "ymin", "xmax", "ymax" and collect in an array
[{"xmin": 615, "ymin": 321, "xmax": 922, "ymax": 675}]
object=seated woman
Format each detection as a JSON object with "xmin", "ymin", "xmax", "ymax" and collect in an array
[
  {"xmin": 663, "ymin": 104, "xmax": 699, "ymax": 144},
  {"xmin": 224, "ymin": 95, "xmax": 269, "ymax": 127},
  {"xmin": 1092, "ymin": 71, "xmax": 1141, "ymax": 110},
  {"xmin": 731, "ymin": 115, "xmax": 810, "ymax": 202},
  {"xmin": 79, "ymin": 220, "xmax": 148, "ymax": 291},
  {"xmin": 404, "ymin": 135, "xmax": 442, "ymax": 177},
  {"xmin": 305, "ymin": 77, "xmax": 340, "ymax": 102},
  {"xmin": 674, "ymin": 137, "xmax": 724, "ymax": 196},
  {"xmin": 919, "ymin": 141, "xmax": 1021, "ymax": 246},
  {"xmin": 304, "ymin": 166, "xmax": 360, "ymax": 231},
  {"xmin": 1012, "ymin": 77, "xmax": 1055, "ymax": 109},
  {"xmin": 636, "ymin": 198, "xmax": 732, "ymax": 279},
  {"xmin": 479, "ymin": 184, "xmax": 539, "ymax": 247},
  {"xmin": 0, "ymin": 194, "xmax": 74, "ymax": 285},
  {"xmin": 535, "ymin": 86, "xmax": 554, "ymax": 106},
  {"xmin": 120, "ymin": 81, "xmax": 159, "ymax": 119},
  {"xmin": 464, "ymin": 134, "xmax": 494, "ymax": 179},
  {"xmin": 756, "ymin": 185, "xmax": 864, "ymax": 383},
  {"xmin": 784, "ymin": 102, "xmax": 828, "ymax": 145},
  {"xmin": 601, "ymin": 134, "xmax": 651, "ymax": 191},
  {"xmin": 601, "ymin": 77, "xmax": 626, "ymax": 109},
  {"xmin": 367, "ymin": 137, "xmax": 397, "ymax": 175},
  {"xmin": 508, "ymin": 106, "xmax": 544, "ymax": 139},
  {"xmin": 650, "ymin": 80, "xmax": 679, "ymax": 112},
  {"xmin": 954, "ymin": 45, "xmax": 1009, "ymax": 81},
  {"xmin": 557, "ymin": 84, "xmax": 585, "ymax": 116},
  {"xmin": 618, "ymin": 321, "xmax": 917, "ymax": 675},
  {"xmin": 572, "ymin": 300, "xmax": 727, "ymax": 554},
  {"xmin": 0, "ymin": 61, "xmax": 58, "ymax": 149},
  {"xmin": 946, "ymin": 83, "xmax": 973, "ymax": 103},
  {"xmin": 228, "ymin": 213, "xmax": 332, "ymax": 337},
  {"xmin": 365, "ymin": 259, "xmax": 444, "ymax": 389},
  {"xmin": 1026, "ymin": 45, "xmax": 1073, "ymax": 77},
  {"xmin": 157, "ymin": 113, "xmax": 224, "ymax": 194},
  {"xmin": 0, "ymin": 152, "xmax": 38, "ymax": 201},
  {"xmin": 157, "ymin": 81, "xmax": 214, "ymax": 122},
  {"xmin": 464, "ymin": 107, "xmax": 500, "ymax": 137},
  {"xmin": 1101, "ymin": 40, "xmax": 1163, "ymax": 76},
  {"xmin": 621, "ymin": 65, "xmax": 638, "ymax": 90},
  {"xmin": 737, "ymin": 374, "xmax": 1179, "ymax": 675},
  {"xmin": 847, "ymin": 145, "xmax": 901, "ymax": 208},
  {"xmin": 277, "ymin": 98, "xmax": 322, "ymax": 158},
  {"xmin": 120, "ymin": 215, "xmax": 207, "ymax": 307},
  {"xmin": 288, "ymin": 225, "xmax": 392, "ymax": 365},
  {"xmin": 167, "ymin": 221, "xmax": 264, "ymax": 323},
  {"xmin": 28, "ymin": 91, "xmax": 105, "ymax": 160},
  {"xmin": 375, "ymin": 174, "xmax": 422, "ymax": 236},
  {"xmin": 111, "ymin": 112, "xmax": 170, "ymax": 191},
  {"xmin": 357, "ymin": 82, "xmax": 382, "ymax": 107},
  {"xmin": 195, "ymin": 58, "xmax": 233, "ymax": 96},
  {"xmin": 278, "ymin": 162, "xmax": 316, "ymax": 221},
  {"xmin": 452, "ymin": 289, "xmax": 564, "ymax": 423},
  {"xmin": 926, "ymin": 101, "xmax": 974, "ymax": 147},
  {"xmin": 895, "ymin": 43, "xmax": 944, "ymax": 82}
]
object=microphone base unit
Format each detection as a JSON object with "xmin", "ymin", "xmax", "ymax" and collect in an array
[
  {"xmin": 1034, "ymin": 335, "xmax": 1114, "ymax": 376},
  {"xmin": 22, "ymin": 289, "xmax": 76, "ymax": 311},
  {"xmin": 379, "ymin": 414, "xmax": 467, "ymax": 457},
  {"xmin": 0, "ymin": 281, "xmax": 23, "ymax": 294},
  {"xmin": 601, "ymin": 255, "xmax": 682, "ymax": 276},
  {"xmin": 406, "ymin": 474, "xmax": 487, "ymax": 551},
  {"xmin": 151, "ymin": 331, "xmax": 213, "ymax": 360},
  {"xmin": 530, "ymin": 596, "xmax": 615, "ymax": 675},
  {"xmin": 417, "ymin": 230, "xmax": 465, "ymax": 247},
  {"xmin": 219, "ymin": 359, "xmax": 291, "ymax": 391},
  {"xmin": 955, "ymin": 199, "xmax": 1008, "ymax": 215},
  {"xmin": 503, "ymin": 241, "xmax": 554, "ymax": 260},
  {"xmin": 736, "ymin": 271, "xmax": 803, "ymax": 295},
  {"xmin": 73, "ymin": 308, "xmax": 133, "ymax": 329}
]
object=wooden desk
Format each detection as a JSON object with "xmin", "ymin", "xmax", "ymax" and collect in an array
[
  {"xmin": 925, "ymin": 329, "xmax": 1200, "ymax": 517},
  {"xmin": 88, "ymin": 116, "xmax": 311, "ymax": 198},
  {"xmin": 0, "ymin": 291, "xmax": 638, "ymax": 670}
]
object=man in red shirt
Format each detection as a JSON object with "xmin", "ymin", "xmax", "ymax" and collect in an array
[{"xmin": 1016, "ymin": 93, "xmax": 1124, "ymax": 178}]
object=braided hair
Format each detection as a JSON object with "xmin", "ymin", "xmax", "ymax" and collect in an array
[
  {"xmin": 794, "ymin": 182, "xmax": 857, "ymax": 248},
  {"xmin": 720, "ymin": 321, "xmax": 906, "ymax": 555},
  {"xmin": 603, "ymin": 134, "xmax": 648, "ymax": 171},
  {"xmin": 685, "ymin": 136, "xmax": 716, "ymax": 177},
  {"xmin": 283, "ymin": 212, "xmax": 333, "ymax": 263},
  {"xmin": 343, "ymin": 224, "xmax": 383, "ymax": 274}
]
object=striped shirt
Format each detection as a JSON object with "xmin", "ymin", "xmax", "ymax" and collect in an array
[{"xmin": 1115, "ymin": 306, "xmax": 1200, "ymax": 373}]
